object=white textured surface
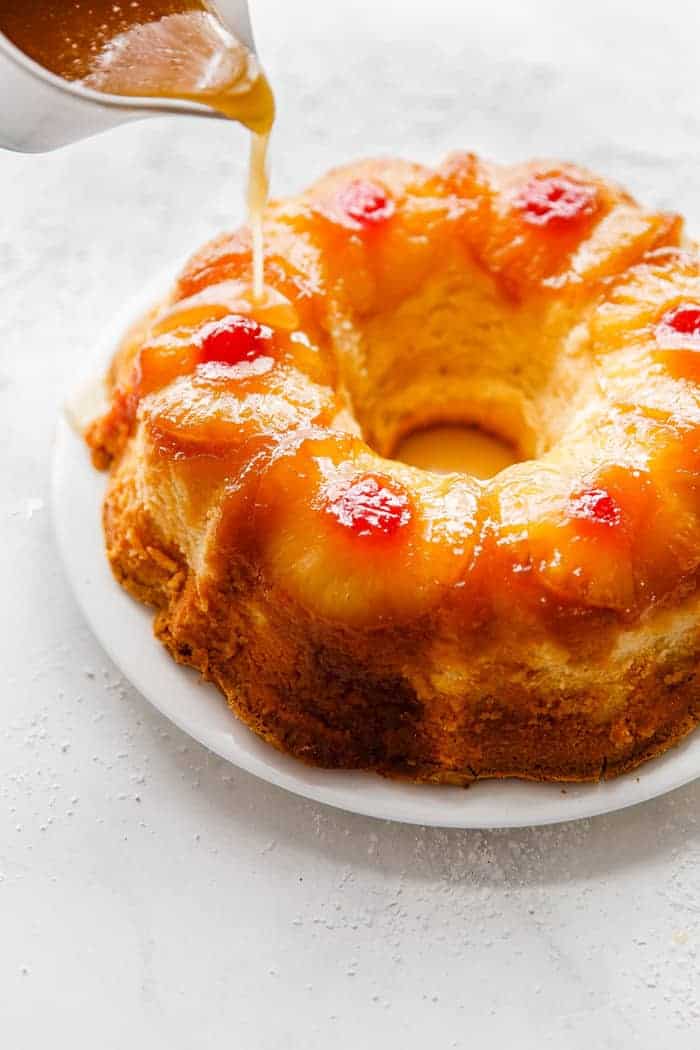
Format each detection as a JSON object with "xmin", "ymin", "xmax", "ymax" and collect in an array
[{"xmin": 2, "ymin": 0, "xmax": 700, "ymax": 1044}]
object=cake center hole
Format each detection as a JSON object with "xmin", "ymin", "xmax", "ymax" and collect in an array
[{"xmin": 394, "ymin": 423, "xmax": 519, "ymax": 479}]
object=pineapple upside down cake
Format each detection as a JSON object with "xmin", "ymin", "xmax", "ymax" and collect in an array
[{"xmin": 86, "ymin": 153, "xmax": 700, "ymax": 784}]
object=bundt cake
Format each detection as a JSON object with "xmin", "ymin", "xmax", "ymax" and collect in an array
[{"xmin": 86, "ymin": 153, "xmax": 700, "ymax": 783}]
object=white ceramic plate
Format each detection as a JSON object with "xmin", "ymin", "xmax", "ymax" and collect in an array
[{"xmin": 52, "ymin": 274, "xmax": 700, "ymax": 828}]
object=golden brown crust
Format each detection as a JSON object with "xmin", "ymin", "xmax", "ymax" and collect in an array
[{"xmin": 100, "ymin": 457, "xmax": 700, "ymax": 783}]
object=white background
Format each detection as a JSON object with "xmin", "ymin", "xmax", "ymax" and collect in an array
[{"xmin": 2, "ymin": 0, "xmax": 700, "ymax": 1044}]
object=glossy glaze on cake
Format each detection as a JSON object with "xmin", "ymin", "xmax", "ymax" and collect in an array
[{"xmin": 86, "ymin": 154, "xmax": 700, "ymax": 783}]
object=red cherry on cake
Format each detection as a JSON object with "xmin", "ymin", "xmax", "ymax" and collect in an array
[
  {"xmin": 656, "ymin": 303, "xmax": 700, "ymax": 347},
  {"xmin": 198, "ymin": 314, "xmax": 274, "ymax": 366},
  {"xmin": 325, "ymin": 473, "xmax": 411, "ymax": 538},
  {"xmin": 336, "ymin": 180, "xmax": 395, "ymax": 227},
  {"xmin": 517, "ymin": 174, "xmax": 596, "ymax": 227},
  {"xmin": 569, "ymin": 487, "xmax": 622, "ymax": 528}
]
